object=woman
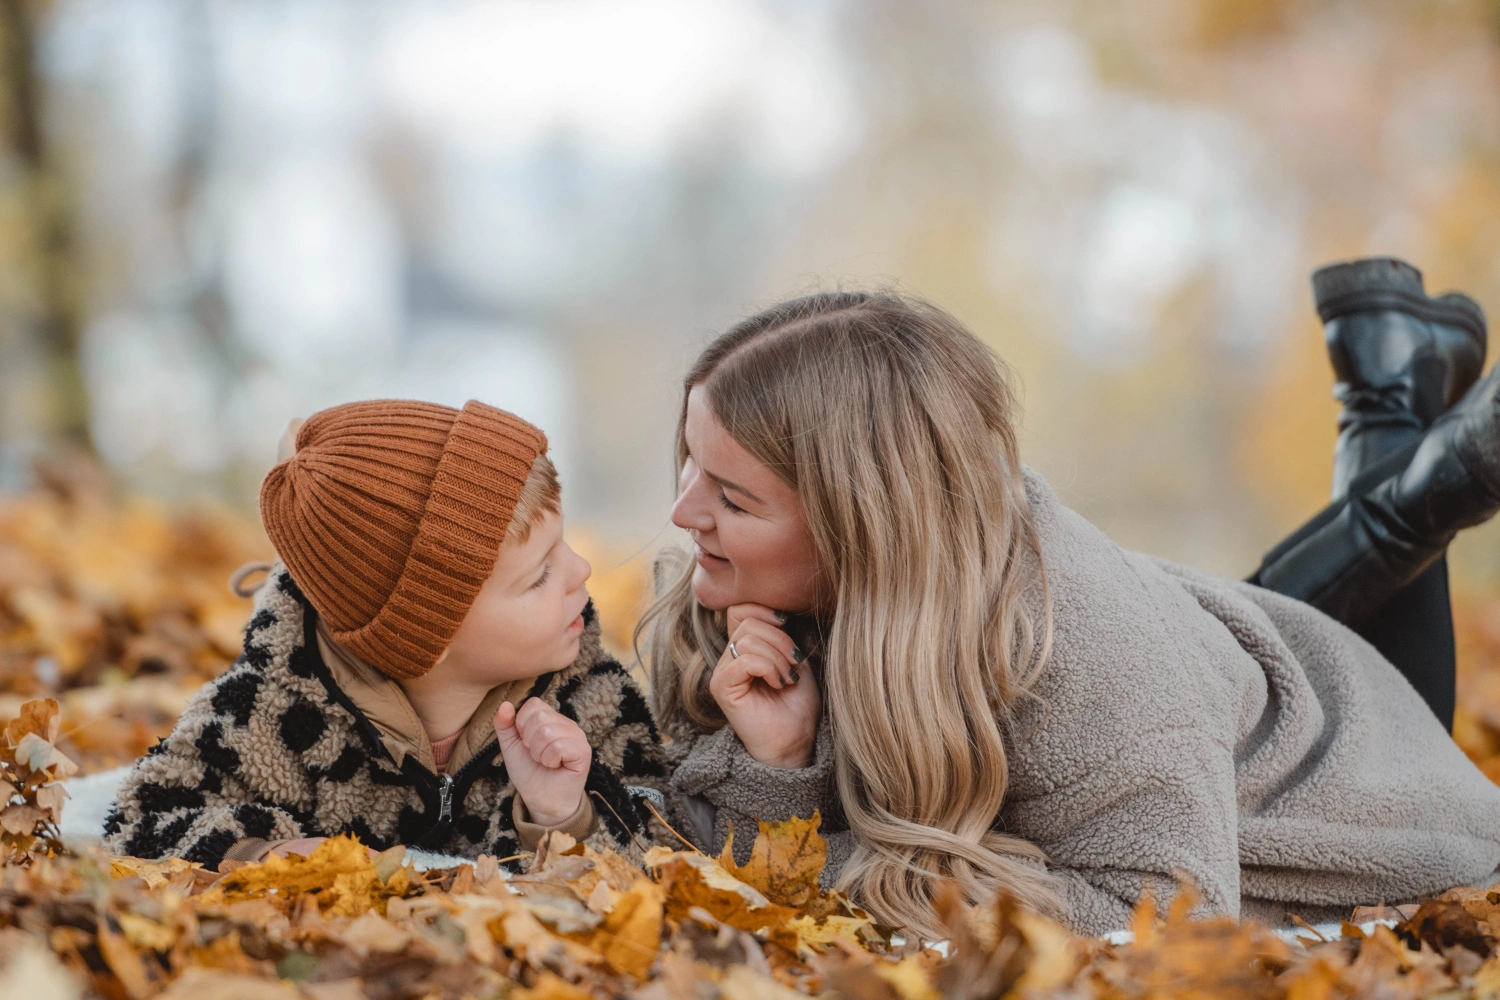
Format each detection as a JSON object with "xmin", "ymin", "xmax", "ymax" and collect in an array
[{"xmin": 642, "ymin": 261, "xmax": 1500, "ymax": 939}]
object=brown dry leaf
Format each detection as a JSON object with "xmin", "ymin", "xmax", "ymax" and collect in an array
[
  {"xmin": 718, "ymin": 811, "xmax": 825, "ymax": 910},
  {"xmin": 3, "ymin": 698, "xmax": 61, "ymax": 746},
  {"xmin": 649, "ymin": 850, "xmax": 797, "ymax": 936},
  {"xmin": 581, "ymin": 877, "xmax": 664, "ymax": 979},
  {"xmin": 336, "ymin": 910, "xmax": 411, "ymax": 957},
  {"xmin": 155, "ymin": 966, "xmax": 299, "ymax": 1000},
  {"xmin": 0, "ymin": 803, "xmax": 43, "ymax": 835},
  {"xmin": 1398, "ymin": 897, "xmax": 1493, "ymax": 957},
  {"xmin": 12, "ymin": 732, "xmax": 77, "ymax": 779},
  {"xmin": 513, "ymin": 970, "xmax": 596, "ymax": 1000},
  {"xmin": 95, "ymin": 915, "xmax": 157, "ymax": 999},
  {"xmin": 718, "ymin": 963, "xmax": 807, "ymax": 999}
]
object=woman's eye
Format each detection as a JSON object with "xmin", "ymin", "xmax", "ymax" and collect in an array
[{"xmin": 717, "ymin": 491, "xmax": 746, "ymax": 514}]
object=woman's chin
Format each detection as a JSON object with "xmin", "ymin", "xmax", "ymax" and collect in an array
[{"xmin": 690, "ymin": 567, "xmax": 733, "ymax": 611}]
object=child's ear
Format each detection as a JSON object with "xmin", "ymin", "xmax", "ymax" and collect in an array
[{"xmin": 276, "ymin": 417, "xmax": 306, "ymax": 462}]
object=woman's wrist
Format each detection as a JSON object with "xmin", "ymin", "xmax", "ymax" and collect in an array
[{"xmin": 742, "ymin": 734, "xmax": 815, "ymax": 770}]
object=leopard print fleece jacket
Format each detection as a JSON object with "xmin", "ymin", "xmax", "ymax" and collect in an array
[{"xmin": 103, "ymin": 566, "xmax": 670, "ymax": 868}]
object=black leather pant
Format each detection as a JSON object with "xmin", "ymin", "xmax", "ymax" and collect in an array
[{"xmin": 1249, "ymin": 442, "xmax": 1456, "ymax": 730}]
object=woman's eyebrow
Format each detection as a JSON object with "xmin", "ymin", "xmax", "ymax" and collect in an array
[{"xmin": 704, "ymin": 469, "xmax": 763, "ymax": 504}]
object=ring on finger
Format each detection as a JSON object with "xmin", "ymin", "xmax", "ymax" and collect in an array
[{"xmin": 729, "ymin": 641, "xmax": 740, "ymax": 659}]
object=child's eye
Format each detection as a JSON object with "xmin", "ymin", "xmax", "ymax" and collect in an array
[
  {"xmin": 717, "ymin": 491, "xmax": 746, "ymax": 514},
  {"xmin": 531, "ymin": 566, "xmax": 551, "ymax": 590}
]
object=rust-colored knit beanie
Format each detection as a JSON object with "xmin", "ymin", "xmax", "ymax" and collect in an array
[{"xmin": 259, "ymin": 399, "xmax": 547, "ymax": 680}]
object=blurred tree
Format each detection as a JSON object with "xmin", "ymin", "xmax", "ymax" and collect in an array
[{"xmin": 0, "ymin": 0, "xmax": 88, "ymax": 448}]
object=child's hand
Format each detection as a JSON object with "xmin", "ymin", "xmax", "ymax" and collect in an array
[{"xmin": 494, "ymin": 698, "xmax": 591, "ymax": 828}]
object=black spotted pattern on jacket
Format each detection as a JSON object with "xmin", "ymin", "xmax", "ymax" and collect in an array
[{"xmin": 103, "ymin": 565, "xmax": 671, "ymax": 868}]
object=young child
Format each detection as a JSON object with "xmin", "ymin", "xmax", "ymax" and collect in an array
[{"xmin": 104, "ymin": 399, "xmax": 668, "ymax": 868}]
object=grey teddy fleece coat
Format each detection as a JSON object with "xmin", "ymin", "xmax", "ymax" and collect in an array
[{"xmin": 666, "ymin": 470, "xmax": 1500, "ymax": 936}]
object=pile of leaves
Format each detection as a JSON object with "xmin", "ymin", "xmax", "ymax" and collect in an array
[
  {"xmin": 0, "ymin": 460, "xmax": 270, "ymax": 773},
  {"xmin": 2, "ymin": 701, "xmax": 1500, "ymax": 998}
]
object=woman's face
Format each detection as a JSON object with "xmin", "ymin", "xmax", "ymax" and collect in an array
[{"xmin": 671, "ymin": 387, "xmax": 824, "ymax": 613}]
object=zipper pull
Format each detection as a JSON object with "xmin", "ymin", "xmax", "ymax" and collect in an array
[{"xmin": 438, "ymin": 773, "xmax": 454, "ymax": 823}]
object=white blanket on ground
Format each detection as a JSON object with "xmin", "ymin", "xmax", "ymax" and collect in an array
[{"xmin": 61, "ymin": 767, "xmax": 474, "ymax": 872}]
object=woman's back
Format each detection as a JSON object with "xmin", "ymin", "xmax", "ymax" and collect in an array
[{"xmin": 1002, "ymin": 469, "xmax": 1500, "ymax": 934}]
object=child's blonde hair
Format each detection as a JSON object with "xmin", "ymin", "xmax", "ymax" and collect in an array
[{"xmin": 509, "ymin": 454, "xmax": 561, "ymax": 541}]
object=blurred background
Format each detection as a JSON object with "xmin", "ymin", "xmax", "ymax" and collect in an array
[{"xmin": 1, "ymin": 0, "xmax": 1500, "ymax": 776}]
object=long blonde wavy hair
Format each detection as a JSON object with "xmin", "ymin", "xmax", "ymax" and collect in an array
[{"xmin": 638, "ymin": 291, "xmax": 1060, "ymax": 938}]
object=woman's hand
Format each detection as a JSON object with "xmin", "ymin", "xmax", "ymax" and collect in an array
[
  {"xmin": 710, "ymin": 604, "xmax": 821, "ymax": 769},
  {"xmin": 495, "ymin": 698, "xmax": 592, "ymax": 827}
]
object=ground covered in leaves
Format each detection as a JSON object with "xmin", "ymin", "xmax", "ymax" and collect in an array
[
  {"xmin": 3, "ymin": 699, "xmax": 1500, "ymax": 999},
  {"xmin": 6, "ymin": 467, "xmax": 1500, "ymax": 997}
]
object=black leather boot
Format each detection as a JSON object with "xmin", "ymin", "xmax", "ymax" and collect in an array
[
  {"xmin": 1314, "ymin": 257, "xmax": 1486, "ymax": 497},
  {"xmin": 1254, "ymin": 360, "xmax": 1500, "ymax": 630}
]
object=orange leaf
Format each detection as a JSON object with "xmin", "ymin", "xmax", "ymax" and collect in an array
[{"xmin": 718, "ymin": 811, "xmax": 826, "ymax": 909}]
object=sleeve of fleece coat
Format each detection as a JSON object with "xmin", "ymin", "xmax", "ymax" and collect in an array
[
  {"xmin": 101, "ymin": 660, "xmax": 311, "ymax": 867},
  {"xmin": 668, "ymin": 717, "xmax": 853, "ymax": 886}
]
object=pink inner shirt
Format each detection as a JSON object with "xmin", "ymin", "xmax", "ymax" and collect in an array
[{"xmin": 430, "ymin": 731, "xmax": 463, "ymax": 773}]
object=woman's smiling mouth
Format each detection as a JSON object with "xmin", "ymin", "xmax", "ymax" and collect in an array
[{"xmin": 694, "ymin": 544, "xmax": 730, "ymax": 569}]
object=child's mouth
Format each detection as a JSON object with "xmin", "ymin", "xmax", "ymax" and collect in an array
[{"xmin": 565, "ymin": 613, "xmax": 585, "ymax": 636}]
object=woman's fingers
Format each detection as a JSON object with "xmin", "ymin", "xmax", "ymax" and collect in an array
[
  {"xmin": 733, "ymin": 618, "xmax": 801, "ymax": 670},
  {"xmin": 726, "ymin": 602, "xmax": 789, "ymax": 635},
  {"xmin": 713, "ymin": 634, "xmax": 794, "ymax": 694},
  {"xmin": 722, "ymin": 619, "xmax": 800, "ymax": 687}
]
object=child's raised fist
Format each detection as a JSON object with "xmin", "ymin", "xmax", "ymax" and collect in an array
[{"xmin": 494, "ymin": 698, "xmax": 591, "ymax": 827}]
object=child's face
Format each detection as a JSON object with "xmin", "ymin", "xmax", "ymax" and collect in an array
[{"xmin": 434, "ymin": 511, "xmax": 593, "ymax": 685}]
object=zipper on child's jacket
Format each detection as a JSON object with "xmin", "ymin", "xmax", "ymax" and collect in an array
[{"xmin": 413, "ymin": 738, "xmax": 503, "ymax": 849}]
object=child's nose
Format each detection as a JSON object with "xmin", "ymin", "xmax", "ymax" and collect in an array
[{"xmin": 567, "ymin": 546, "xmax": 592, "ymax": 590}]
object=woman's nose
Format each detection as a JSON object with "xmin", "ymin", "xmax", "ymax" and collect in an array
[{"xmin": 671, "ymin": 471, "xmax": 714, "ymax": 532}]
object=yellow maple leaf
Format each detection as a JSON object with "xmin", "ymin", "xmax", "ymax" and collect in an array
[
  {"xmin": 197, "ymin": 834, "xmax": 400, "ymax": 916},
  {"xmin": 717, "ymin": 811, "xmax": 825, "ymax": 910},
  {"xmin": 110, "ymin": 856, "xmax": 199, "ymax": 890}
]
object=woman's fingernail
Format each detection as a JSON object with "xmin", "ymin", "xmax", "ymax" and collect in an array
[
  {"xmin": 791, "ymin": 646, "xmax": 805, "ymax": 662},
  {"xmin": 774, "ymin": 609, "xmax": 788, "ymax": 623},
  {"xmin": 790, "ymin": 669, "xmax": 800, "ymax": 683}
]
